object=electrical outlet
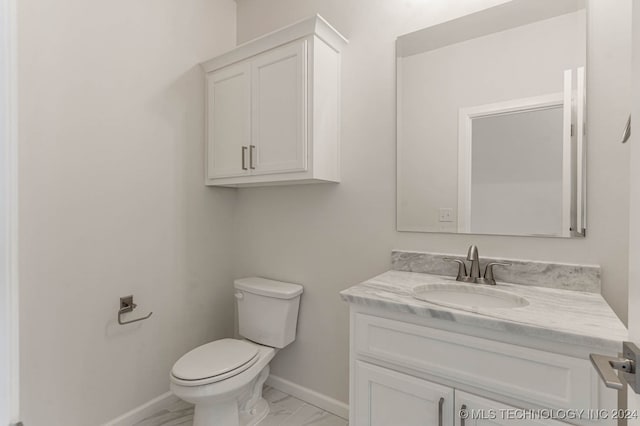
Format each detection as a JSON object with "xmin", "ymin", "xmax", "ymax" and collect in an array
[{"xmin": 439, "ymin": 208, "xmax": 454, "ymax": 222}]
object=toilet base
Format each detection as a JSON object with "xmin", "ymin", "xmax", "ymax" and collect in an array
[
  {"xmin": 172, "ymin": 342, "xmax": 276, "ymax": 426},
  {"xmin": 239, "ymin": 398, "xmax": 269, "ymax": 426},
  {"xmin": 193, "ymin": 397, "xmax": 268, "ymax": 426},
  {"xmin": 190, "ymin": 362, "xmax": 271, "ymax": 426}
]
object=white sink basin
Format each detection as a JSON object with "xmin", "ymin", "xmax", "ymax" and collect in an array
[{"xmin": 413, "ymin": 283, "xmax": 529, "ymax": 311}]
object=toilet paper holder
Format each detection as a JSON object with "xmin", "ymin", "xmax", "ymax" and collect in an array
[{"xmin": 118, "ymin": 295, "xmax": 153, "ymax": 325}]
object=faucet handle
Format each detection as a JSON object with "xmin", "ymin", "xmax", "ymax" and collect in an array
[
  {"xmin": 483, "ymin": 262, "xmax": 511, "ymax": 284},
  {"xmin": 444, "ymin": 258, "xmax": 468, "ymax": 281}
]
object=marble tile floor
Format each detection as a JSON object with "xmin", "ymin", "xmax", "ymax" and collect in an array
[{"xmin": 132, "ymin": 386, "xmax": 348, "ymax": 426}]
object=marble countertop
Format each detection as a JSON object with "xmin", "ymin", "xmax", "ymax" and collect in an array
[{"xmin": 340, "ymin": 270, "xmax": 627, "ymax": 352}]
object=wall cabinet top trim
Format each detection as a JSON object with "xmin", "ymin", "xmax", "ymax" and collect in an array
[{"xmin": 201, "ymin": 14, "xmax": 348, "ymax": 73}]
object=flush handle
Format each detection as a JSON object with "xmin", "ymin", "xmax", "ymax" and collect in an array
[
  {"xmin": 590, "ymin": 341, "xmax": 640, "ymax": 392},
  {"xmin": 234, "ymin": 291, "xmax": 244, "ymax": 300}
]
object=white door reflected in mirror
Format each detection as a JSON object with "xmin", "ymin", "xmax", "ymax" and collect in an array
[{"xmin": 459, "ymin": 95, "xmax": 566, "ymax": 236}]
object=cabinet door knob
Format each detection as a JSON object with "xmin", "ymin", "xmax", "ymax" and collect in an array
[
  {"xmin": 438, "ymin": 397, "xmax": 444, "ymax": 426},
  {"xmin": 250, "ymin": 145, "xmax": 256, "ymax": 169},
  {"xmin": 241, "ymin": 146, "xmax": 248, "ymax": 170}
]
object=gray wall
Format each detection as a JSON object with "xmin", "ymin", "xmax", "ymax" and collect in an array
[
  {"xmin": 17, "ymin": 0, "xmax": 237, "ymax": 424},
  {"xmin": 235, "ymin": 0, "xmax": 631, "ymax": 405}
]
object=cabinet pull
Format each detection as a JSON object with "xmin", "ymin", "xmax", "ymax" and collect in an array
[
  {"xmin": 241, "ymin": 146, "xmax": 248, "ymax": 170},
  {"xmin": 438, "ymin": 397, "xmax": 444, "ymax": 426},
  {"xmin": 249, "ymin": 145, "xmax": 256, "ymax": 169},
  {"xmin": 460, "ymin": 404, "xmax": 467, "ymax": 426}
]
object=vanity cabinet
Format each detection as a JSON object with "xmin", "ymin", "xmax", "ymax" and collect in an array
[
  {"xmin": 355, "ymin": 361, "xmax": 454, "ymax": 425},
  {"xmin": 201, "ymin": 15, "xmax": 347, "ymax": 187},
  {"xmin": 356, "ymin": 361, "xmax": 564, "ymax": 426},
  {"xmin": 349, "ymin": 312, "xmax": 617, "ymax": 426}
]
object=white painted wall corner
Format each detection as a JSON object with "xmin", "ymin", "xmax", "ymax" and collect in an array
[{"xmin": 0, "ymin": 0, "xmax": 19, "ymax": 423}]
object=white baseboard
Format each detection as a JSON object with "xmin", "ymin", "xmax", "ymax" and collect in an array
[
  {"xmin": 103, "ymin": 376, "xmax": 349, "ymax": 425},
  {"xmin": 266, "ymin": 374, "xmax": 349, "ymax": 420},
  {"xmin": 102, "ymin": 391, "xmax": 179, "ymax": 426}
]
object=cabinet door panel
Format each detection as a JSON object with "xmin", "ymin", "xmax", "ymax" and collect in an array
[
  {"xmin": 355, "ymin": 361, "xmax": 454, "ymax": 426},
  {"xmin": 207, "ymin": 62, "xmax": 250, "ymax": 179},
  {"xmin": 456, "ymin": 391, "xmax": 566, "ymax": 426},
  {"xmin": 251, "ymin": 40, "xmax": 307, "ymax": 175}
]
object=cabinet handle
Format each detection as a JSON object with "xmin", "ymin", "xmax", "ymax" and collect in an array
[
  {"xmin": 460, "ymin": 404, "xmax": 467, "ymax": 426},
  {"xmin": 249, "ymin": 145, "xmax": 256, "ymax": 169},
  {"xmin": 438, "ymin": 397, "xmax": 444, "ymax": 426},
  {"xmin": 241, "ymin": 146, "xmax": 248, "ymax": 170}
]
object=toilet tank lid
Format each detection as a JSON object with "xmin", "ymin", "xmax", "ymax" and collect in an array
[{"xmin": 234, "ymin": 277, "xmax": 303, "ymax": 299}]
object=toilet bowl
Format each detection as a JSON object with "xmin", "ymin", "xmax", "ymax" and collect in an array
[
  {"xmin": 170, "ymin": 339, "xmax": 276, "ymax": 425},
  {"xmin": 170, "ymin": 277, "xmax": 303, "ymax": 426}
]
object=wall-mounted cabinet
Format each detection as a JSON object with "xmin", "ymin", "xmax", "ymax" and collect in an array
[{"xmin": 201, "ymin": 15, "xmax": 347, "ymax": 187}]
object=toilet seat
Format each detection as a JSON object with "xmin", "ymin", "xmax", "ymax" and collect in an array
[{"xmin": 171, "ymin": 338, "xmax": 260, "ymax": 387}]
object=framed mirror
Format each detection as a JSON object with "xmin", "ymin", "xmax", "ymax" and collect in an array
[{"xmin": 396, "ymin": 0, "xmax": 586, "ymax": 237}]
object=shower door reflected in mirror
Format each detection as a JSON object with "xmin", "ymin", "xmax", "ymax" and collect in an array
[{"xmin": 397, "ymin": 0, "xmax": 586, "ymax": 237}]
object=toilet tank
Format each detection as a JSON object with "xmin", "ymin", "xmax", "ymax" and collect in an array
[{"xmin": 234, "ymin": 277, "xmax": 303, "ymax": 348}]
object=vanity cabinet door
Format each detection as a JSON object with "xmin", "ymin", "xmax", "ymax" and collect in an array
[
  {"xmin": 455, "ymin": 391, "xmax": 566, "ymax": 426},
  {"xmin": 354, "ymin": 361, "xmax": 454, "ymax": 426},
  {"xmin": 205, "ymin": 62, "xmax": 251, "ymax": 180},
  {"xmin": 250, "ymin": 40, "xmax": 308, "ymax": 175}
]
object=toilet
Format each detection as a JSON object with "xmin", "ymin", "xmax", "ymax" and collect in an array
[{"xmin": 170, "ymin": 277, "xmax": 303, "ymax": 426}]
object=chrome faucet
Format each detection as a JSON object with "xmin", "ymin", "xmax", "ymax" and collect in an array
[
  {"xmin": 444, "ymin": 245, "xmax": 510, "ymax": 285},
  {"xmin": 466, "ymin": 245, "xmax": 481, "ymax": 280}
]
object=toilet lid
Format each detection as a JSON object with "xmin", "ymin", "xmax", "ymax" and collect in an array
[{"xmin": 171, "ymin": 338, "xmax": 259, "ymax": 381}]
